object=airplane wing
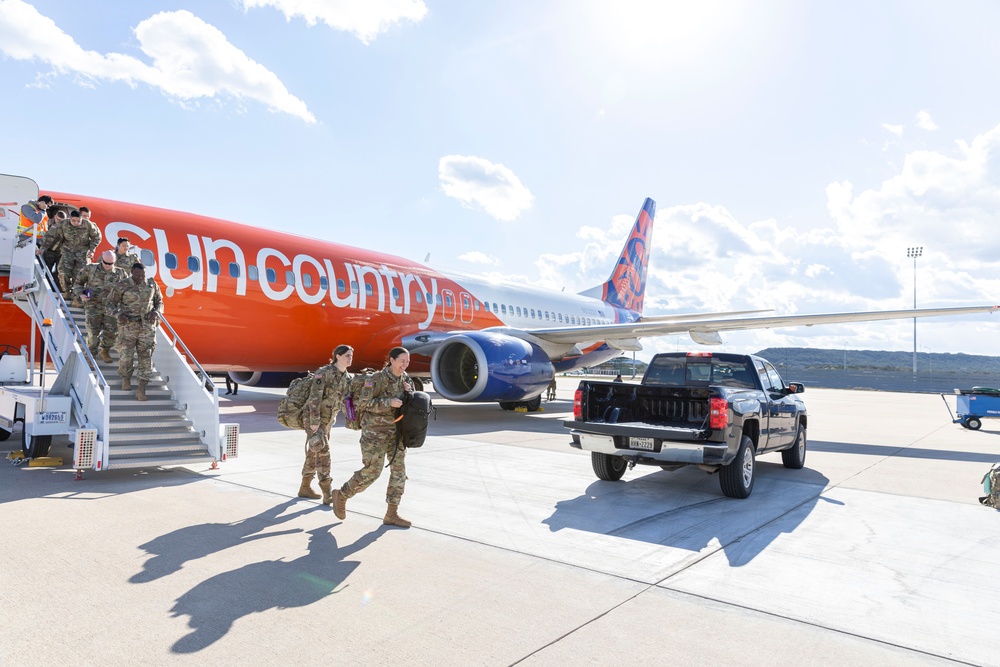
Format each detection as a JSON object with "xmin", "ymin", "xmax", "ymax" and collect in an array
[{"xmin": 523, "ymin": 305, "xmax": 1000, "ymax": 346}]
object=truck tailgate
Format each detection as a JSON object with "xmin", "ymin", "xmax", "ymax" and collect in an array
[{"xmin": 563, "ymin": 420, "xmax": 710, "ymax": 441}]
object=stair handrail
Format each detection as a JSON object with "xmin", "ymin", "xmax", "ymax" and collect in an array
[{"xmin": 153, "ymin": 312, "xmax": 214, "ymax": 393}]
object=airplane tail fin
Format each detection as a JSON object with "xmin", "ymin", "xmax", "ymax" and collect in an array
[{"xmin": 578, "ymin": 197, "xmax": 655, "ymax": 314}]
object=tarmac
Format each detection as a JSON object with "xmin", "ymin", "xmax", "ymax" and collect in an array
[{"xmin": 1, "ymin": 378, "xmax": 998, "ymax": 666}]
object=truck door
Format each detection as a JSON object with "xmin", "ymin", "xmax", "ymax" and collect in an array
[{"xmin": 754, "ymin": 359, "xmax": 794, "ymax": 449}]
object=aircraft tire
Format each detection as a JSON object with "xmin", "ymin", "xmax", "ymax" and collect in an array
[
  {"xmin": 720, "ymin": 435, "xmax": 755, "ymax": 499},
  {"xmin": 592, "ymin": 452, "xmax": 627, "ymax": 481},
  {"xmin": 781, "ymin": 425, "xmax": 807, "ymax": 469},
  {"xmin": 524, "ymin": 395, "xmax": 542, "ymax": 412},
  {"xmin": 411, "ymin": 377, "xmax": 424, "ymax": 392},
  {"xmin": 499, "ymin": 401, "xmax": 516, "ymax": 411}
]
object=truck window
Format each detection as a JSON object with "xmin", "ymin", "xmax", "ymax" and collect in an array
[
  {"xmin": 763, "ymin": 361, "xmax": 785, "ymax": 391},
  {"xmin": 645, "ymin": 356, "xmax": 755, "ymax": 388}
]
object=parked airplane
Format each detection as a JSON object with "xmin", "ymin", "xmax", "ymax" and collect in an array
[{"xmin": 1, "ymin": 180, "xmax": 996, "ymax": 411}]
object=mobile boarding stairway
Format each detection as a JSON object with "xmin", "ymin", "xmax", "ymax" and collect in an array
[{"xmin": 0, "ymin": 173, "xmax": 238, "ymax": 477}]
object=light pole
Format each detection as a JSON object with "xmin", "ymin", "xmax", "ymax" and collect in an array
[{"xmin": 907, "ymin": 246, "xmax": 923, "ymax": 376}]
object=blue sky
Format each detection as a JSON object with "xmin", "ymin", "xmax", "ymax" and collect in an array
[{"xmin": 3, "ymin": 0, "xmax": 1000, "ymax": 361}]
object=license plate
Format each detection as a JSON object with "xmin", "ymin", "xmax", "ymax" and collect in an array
[{"xmin": 629, "ymin": 437, "xmax": 655, "ymax": 451}]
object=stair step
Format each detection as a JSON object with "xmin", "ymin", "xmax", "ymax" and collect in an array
[
  {"xmin": 110, "ymin": 408, "xmax": 184, "ymax": 418},
  {"xmin": 110, "ymin": 401, "xmax": 178, "ymax": 412},
  {"xmin": 103, "ymin": 453, "xmax": 217, "ymax": 470},
  {"xmin": 109, "ymin": 418, "xmax": 193, "ymax": 431},
  {"xmin": 108, "ymin": 442, "xmax": 209, "ymax": 457},
  {"xmin": 108, "ymin": 429, "xmax": 201, "ymax": 443}
]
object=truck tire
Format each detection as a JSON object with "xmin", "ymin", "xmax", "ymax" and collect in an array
[
  {"xmin": 781, "ymin": 425, "xmax": 807, "ymax": 469},
  {"xmin": 22, "ymin": 431, "xmax": 53, "ymax": 459},
  {"xmin": 0, "ymin": 426, "xmax": 11, "ymax": 441},
  {"xmin": 592, "ymin": 452, "xmax": 627, "ymax": 481},
  {"xmin": 966, "ymin": 417, "xmax": 982, "ymax": 430},
  {"xmin": 720, "ymin": 435, "xmax": 755, "ymax": 499}
]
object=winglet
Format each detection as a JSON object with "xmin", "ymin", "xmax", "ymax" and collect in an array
[{"xmin": 579, "ymin": 198, "xmax": 655, "ymax": 314}]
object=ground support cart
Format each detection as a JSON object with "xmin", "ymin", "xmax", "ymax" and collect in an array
[{"xmin": 941, "ymin": 387, "xmax": 1000, "ymax": 430}]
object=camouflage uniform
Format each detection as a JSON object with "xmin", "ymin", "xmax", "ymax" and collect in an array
[
  {"xmin": 115, "ymin": 250, "xmax": 140, "ymax": 271},
  {"xmin": 107, "ymin": 276, "xmax": 163, "ymax": 382},
  {"xmin": 42, "ymin": 219, "xmax": 101, "ymax": 298},
  {"xmin": 339, "ymin": 368, "xmax": 411, "ymax": 505},
  {"xmin": 301, "ymin": 365, "xmax": 352, "ymax": 484},
  {"xmin": 73, "ymin": 262, "xmax": 128, "ymax": 355}
]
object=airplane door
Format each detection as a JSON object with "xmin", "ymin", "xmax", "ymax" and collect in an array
[
  {"xmin": 441, "ymin": 289, "xmax": 456, "ymax": 322},
  {"xmin": 0, "ymin": 174, "xmax": 41, "ymax": 290},
  {"xmin": 459, "ymin": 291, "xmax": 473, "ymax": 324}
]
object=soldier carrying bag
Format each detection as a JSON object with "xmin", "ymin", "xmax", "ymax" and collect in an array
[{"xmin": 980, "ymin": 462, "xmax": 1000, "ymax": 509}]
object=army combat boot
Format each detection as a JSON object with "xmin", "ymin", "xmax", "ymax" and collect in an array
[
  {"xmin": 331, "ymin": 485, "xmax": 350, "ymax": 520},
  {"xmin": 98, "ymin": 348, "xmax": 113, "ymax": 363},
  {"xmin": 298, "ymin": 475, "xmax": 321, "ymax": 500},
  {"xmin": 383, "ymin": 503, "xmax": 411, "ymax": 528},
  {"xmin": 121, "ymin": 374, "xmax": 132, "ymax": 391},
  {"xmin": 319, "ymin": 479, "xmax": 333, "ymax": 506},
  {"xmin": 136, "ymin": 380, "xmax": 148, "ymax": 402}
]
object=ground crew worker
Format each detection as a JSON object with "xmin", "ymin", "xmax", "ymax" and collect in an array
[
  {"xmin": 332, "ymin": 346, "xmax": 414, "ymax": 528},
  {"xmin": 114, "ymin": 237, "xmax": 140, "ymax": 271},
  {"xmin": 42, "ymin": 208, "xmax": 101, "ymax": 300},
  {"xmin": 74, "ymin": 250, "xmax": 127, "ymax": 363},
  {"xmin": 16, "ymin": 194, "xmax": 52, "ymax": 248},
  {"xmin": 107, "ymin": 263, "xmax": 163, "ymax": 401},
  {"xmin": 298, "ymin": 345, "xmax": 354, "ymax": 504}
]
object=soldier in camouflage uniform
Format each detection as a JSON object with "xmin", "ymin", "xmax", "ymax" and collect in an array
[
  {"xmin": 332, "ymin": 347, "xmax": 414, "ymax": 528},
  {"xmin": 299, "ymin": 345, "xmax": 354, "ymax": 504},
  {"xmin": 114, "ymin": 237, "xmax": 140, "ymax": 271},
  {"xmin": 41, "ymin": 208, "xmax": 101, "ymax": 300},
  {"xmin": 107, "ymin": 263, "xmax": 163, "ymax": 401},
  {"xmin": 74, "ymin": 250, "xmax": 127, "ymax": 363}
]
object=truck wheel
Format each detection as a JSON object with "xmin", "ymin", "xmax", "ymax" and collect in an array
[
  {"xmin": 22, "ymin": 431, "xmax": 53, "ymax": 459},
  {"xmin": 967, "ymin": 417, "xmax": 982, "ymax": 431},
  {"xmin": 0, "ymin": 427, "xmax": 11, "ymax": 442},
  {"xmin": 720, "ymin": 435, "xmax": 755, "ymax": 499},
  {"xmin": 781, "ymin": 425, "xmax": 807, "ymax": 469},
  {"xmin": 592, "ymin": 452, "xmax": 627, "ymax": 481}
]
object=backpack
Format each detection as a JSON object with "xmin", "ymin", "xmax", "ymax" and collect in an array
[
  {"xmin": 344, "ymin": 369, "xmax": 379, "ymax": 431},
  {"xmin": 396, "ymin": 390, "xmax": 433, "ymax": 449},
  {"xmin": 276, "ymin": 375, "xmax": 313, "ymax": 429},
  {"xmin": 980, "ymin": 462, "xmax": 1000, "ymax": 509}
]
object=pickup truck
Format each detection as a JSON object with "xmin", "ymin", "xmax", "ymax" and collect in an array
[{"xmin": 564, "ymin": 352, "xmax": 807, "ymax": 498}]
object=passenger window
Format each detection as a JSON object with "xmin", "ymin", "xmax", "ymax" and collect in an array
[
  {"xmin": 445, "ymin": 295, "xmax": 453, "ymax": 307},
  {"xmin": 366, "ymin": 284, "xmax": 374, "ymax": 296},
  {"xmin": 266, "ymin": 268, "xmax": 276, "ymax": 283},
  {"xmin": 285, "ymin": 270, "xmax": 295, "ymax": 285},
  {"xmin": 474, "ymin": 301, "xmax": 480, "ymax": 311},
  {"xmin": 501, "ymin": 304, "xmax": 507, "ymax": 314},
  {"xmin": 435, "ymin": 294, "xmax": 442, "ymax": 305},
  {"xmin": 392, "ymin": 287, "xmax": 400, "ymax": 300},
  {"xmin": 530, "ymin": 309, "xmax": 535, "ymax": 318},
  {"xmin": 140, "ymin": 249, "xmax": 154, "ymax": 266},
  {"xmin": 492, "ymin": 303, "xmax": 498, "ymax": 313},
  {"xmin": 165, "ymin": 253, "xmax": 178, "ymax": 270},
  {"xmin": 415, "ymin": 291, "xmax": 423, "ymax": 304},
  {"xmin": 188, "ymin": 256, "xmax": 200, "ymax": 272},
  {"xmin": 337, "ymin": 279, "xmax": 346, "ymax": 293},
  {"xmin": 303, "ymin": 274, "xmax": 313, "ymax": 288},
  {"xmin": 320, "ymin": 276, "xmax": 328, "ymax": 289},
  {"xmin": 351, "ymin": 281, "xmax": 359, "ymax": 294},
  {"xmin": 248, "ymin": 265, "xmax": 259, "ymax": 281},
  {"xmin": 208, "ymin": 259, "xmax": 220, "ymax": 276},
  {"xmin": 228, "ymin": 262, "xmax": 240, "ymax": 278},
  {"xmin": 516, "ymin": 307, "xmax": 522, "ymax": 316}
]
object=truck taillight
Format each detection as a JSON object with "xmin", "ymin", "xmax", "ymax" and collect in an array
[
  {"xmin": 709, "ymin": 397, "xmax": 728, "ymax": 430},
  {"xmin": 573, "ymin": 389, "xmax": 583, "ymax": 420}
]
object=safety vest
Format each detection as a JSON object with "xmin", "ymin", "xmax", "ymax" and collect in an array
[{"xmin": 17, "ymin": 202, "xmax": 48, "ymax": 237}]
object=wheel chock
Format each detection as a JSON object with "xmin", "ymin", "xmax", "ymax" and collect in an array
[
  {"xmin": 28, "ymin": 456, "xmax": 63, "ymax": 467},
  {"xmin": 6, "ymin": 450, "xmax": 26, "ymax": 461}
]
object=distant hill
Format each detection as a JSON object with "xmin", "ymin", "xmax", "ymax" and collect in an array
[{"xmin": 754, "ymin": 347, "xmax": 1000, "ymax": 374}]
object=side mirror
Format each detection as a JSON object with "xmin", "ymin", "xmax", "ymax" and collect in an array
[{"xmin": 786, "ymin": 382, "xmax": 805, "ymax": 394}]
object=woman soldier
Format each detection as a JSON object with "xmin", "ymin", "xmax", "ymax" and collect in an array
[
  {"xmin": 299, "ymin": 345, "xmax": 353, "ymax": 504},
  {"xmin": 332, "ymin": 346, "xmax": 413, "ymax": 528}
]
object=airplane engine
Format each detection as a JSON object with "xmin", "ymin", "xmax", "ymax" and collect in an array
[
  {"xmin": 430, "ymin": 332, "xmax": 554, "ymax": 403},
  {"xmin": 227, "ymin": 371, "xmax": 305, "ymax": 387}
]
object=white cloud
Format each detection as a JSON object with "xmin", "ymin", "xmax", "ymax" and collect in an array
[
  {"xmin": 242, "ymin": 0, "xmax": 427, "ymax": 45},
  {"xmin": 459, "ymin": 251, "xmax": 501, "ymax": 266},
  {"xmin": 916, "ymin": 110, "xmax": 938, "ymax": 131},
  {"xmin": 438, "ymin": 155, "xmax": 534, "ymax": 222},
  {"xmin": 0, "ymin": 1, "xmax": 314, "ymax": 122},
  {"xmin": 882, "ymin": 123, "xmax": 903, "ymax": 137}
]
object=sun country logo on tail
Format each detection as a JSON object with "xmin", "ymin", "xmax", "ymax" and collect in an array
[{"xmin": 579, "ymin": 197, "xmax": 655, "ymax": 316}]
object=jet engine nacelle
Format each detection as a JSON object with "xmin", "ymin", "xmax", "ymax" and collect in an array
[
  {"xmin": 227, "ymin": 371, "xmax": 306, "ymax": 387},
  {"xmin": 430, "ymin": 332, "xmax": 554, "ymax": 402}
]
